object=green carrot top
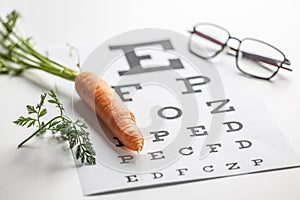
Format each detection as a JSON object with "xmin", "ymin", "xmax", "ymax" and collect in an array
[
  {"xmin": 1, "ymin": 10, "xmax": 96, "ymax": 165},
  {"xmin": 0, "ymin": 10, "xmax": 79, "ymax": 81}
]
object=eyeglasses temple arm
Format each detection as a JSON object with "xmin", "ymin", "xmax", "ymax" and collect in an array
[
  {"xmin": 190, "ymin": 30, "xmax": 225, "ymax": 46},
  {"xmin": 237, "ymin": 50, "xmax": 292, "ymax": 72}
]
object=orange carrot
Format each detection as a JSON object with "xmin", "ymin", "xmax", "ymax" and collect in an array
[
  {"xmin": 75, "ymin": 71, "xmax": 144, "ymax": 152},
  {"xmin": 1, "ymin": 11, "xmax": 144, "ymax": 154}
]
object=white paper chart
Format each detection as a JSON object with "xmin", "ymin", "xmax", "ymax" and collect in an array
[{"xmin": 60, "ymin": 29, "xmax": 299, "ymax": 195}]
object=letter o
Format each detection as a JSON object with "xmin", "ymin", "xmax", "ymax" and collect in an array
[{"xmin": 158, "ymin": 106, "xmax": 182, "ymax": 120}]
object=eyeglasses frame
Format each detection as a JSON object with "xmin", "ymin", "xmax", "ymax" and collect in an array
[{"xmin": 188, "ymin": 23, "xmax": 292, "ymax": 80}]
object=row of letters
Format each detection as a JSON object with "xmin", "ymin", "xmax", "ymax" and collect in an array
[{"xmin": 124, "ymin": 158, "xmax": 264, "ymax": 183}]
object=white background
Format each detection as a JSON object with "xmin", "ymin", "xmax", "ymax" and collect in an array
[{"xmin": 1, "ymin": 0, "xmax": 300, "ymax": 199}]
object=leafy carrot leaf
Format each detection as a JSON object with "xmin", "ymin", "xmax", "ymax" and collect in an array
[
  {"xmin": 26, "ymin": 105, "xmax": 37, "ymax": 114},
  {"xmin": 13, "ymin": 116, "xmax": 36, "ymax": 127},
  {"xmin": 38, "ymin": 108, "xmax": 47, "ymax": 117},
  {"xmin": 14, "ymin": 90, "xmax": 96, "ymax": 165}
]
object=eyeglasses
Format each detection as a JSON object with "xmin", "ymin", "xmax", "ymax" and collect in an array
[{"xmin": 188, "ymin": 23, "xmax": 292, "ymax": 80}]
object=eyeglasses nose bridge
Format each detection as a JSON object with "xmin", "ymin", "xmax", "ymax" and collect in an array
[{"xmin": 225, "ymin": 37, "xmax": 241, "ymax": 56}]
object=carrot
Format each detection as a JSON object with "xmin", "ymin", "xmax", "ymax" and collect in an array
[
  {"xmin": 75, "ymin": 72, "xmax": 144, "ymax": 152},
  {"xmin": 1, "ymin": 11, "xmax": 144, "ymax": 152}
]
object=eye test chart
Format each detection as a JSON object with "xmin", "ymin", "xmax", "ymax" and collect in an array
[{"xmin": 60, "ymin": 28, "xmax": 300, "ymax": 195}]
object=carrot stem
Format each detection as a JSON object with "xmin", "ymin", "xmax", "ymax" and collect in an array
[{"xmin": 17, "ymin": 116, "xmax": 66, "ymax": 148}]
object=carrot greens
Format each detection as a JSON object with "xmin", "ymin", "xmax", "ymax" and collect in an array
[
  {"xmin": 0, "ymin": 10, "xmax": 79, "ymax": 81},
  {"xmin": 14, "ymin": 90, "xmax": 96, "ymax": 165},
  {"xmin": 1, "ymin": 11, "xmax": 96, "ymax": 165}
]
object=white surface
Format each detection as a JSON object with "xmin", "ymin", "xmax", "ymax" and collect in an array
[{"xmin": 1, "ymin": 0, "xmax": 300, "ymax": 199}]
